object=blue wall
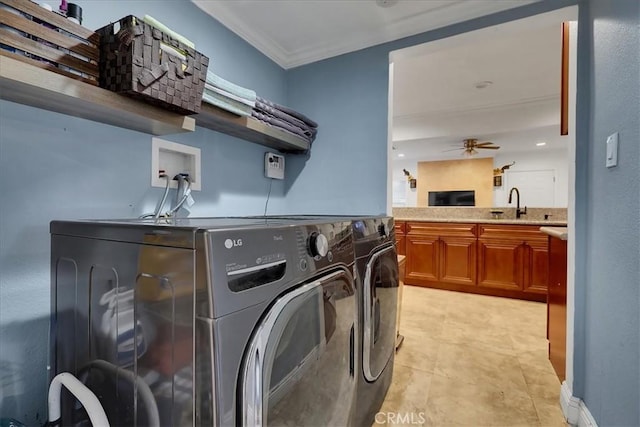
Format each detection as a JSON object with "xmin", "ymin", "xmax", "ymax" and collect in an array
[
  {"xmin": 576, "ymin": 0, "xmax": 640, "ymax": 424},
  {"xmin": 285, "ymin": 47, "xmax": 390, "ymax": 214},
  {"xmin": 0, "ymin": 1, "xmax": 289, "ymax": 424},
  {"xmin": 2, "ymin": 0, "xmax": 639, "ymax": 424}
]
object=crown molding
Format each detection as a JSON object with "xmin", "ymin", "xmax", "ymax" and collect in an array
[
  {"xmin": 192, "ymin": 0, "xmax": 290, "ymax": 67},
  {"xmin": 193, "ymin": 0, "xmax": 537, "ymax": 70}
]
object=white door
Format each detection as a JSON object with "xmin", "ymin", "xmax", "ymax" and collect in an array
[{"xmin": 504, "ymin": 169, "xmax": 556, "ymax": 207}]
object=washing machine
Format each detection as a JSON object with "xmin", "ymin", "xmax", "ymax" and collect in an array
[
  {"xmin": 351, "ymin": 216, "xmax": 399, "ymax": 427},
  {"xmin": 240, "ymin": 215, "xmax": 400, "ymax": 426},
  {"xmin": 50, "ymin": 217, "xmax": 358, "ymax": 426}
]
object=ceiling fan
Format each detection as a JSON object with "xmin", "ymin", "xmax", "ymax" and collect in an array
[{"xmin": 444, "ymin": 138, "xmax": 500, "ymax": 155}]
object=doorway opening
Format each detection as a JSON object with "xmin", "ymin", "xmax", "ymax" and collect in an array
[{"xmin": 386, "ymin": 4, "xmax": 579, "ymax": 419}]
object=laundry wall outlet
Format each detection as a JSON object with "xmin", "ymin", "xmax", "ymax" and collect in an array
[
  {"xmin": 151, "ymin": 138, "xmax": 201, "ymax": 190},
  {"xmin": 606, "ymin": 132, "xmax": 618, "ymax": 168},
  {"xmin": 265, "ymin": 152, "xmax": 285, "ymax": 179}
]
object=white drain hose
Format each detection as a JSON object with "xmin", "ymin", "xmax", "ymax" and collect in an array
[{"xmin": 48, "ymin": 372, "xmax": 110, "ymax": 426}]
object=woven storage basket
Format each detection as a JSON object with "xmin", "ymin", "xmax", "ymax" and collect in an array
[{"xmin": 96, "ymin": 16, "xmax": 208, "ymax": 115}]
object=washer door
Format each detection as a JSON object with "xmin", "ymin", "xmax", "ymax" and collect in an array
[
  {"xmin": 241, "ymin": 269, "xmax": 356, "ymax": 427},
  {"xmin": 363, "ymin": 244, "xmax": 399, "ymax": 382}
]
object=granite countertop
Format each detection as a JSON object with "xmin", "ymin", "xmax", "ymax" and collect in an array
[
  {"xmin": 539, "ymin": 226, "xmax": 568, "ymax": 240},
  {"xmin": 394, "ymin": 217, "xmax": 568, "ymax": 226}
]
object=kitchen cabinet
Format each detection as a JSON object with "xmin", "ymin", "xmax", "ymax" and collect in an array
[
  {"xmin": 394, "ymin": 222, "xmax": 406, "ymax": 256},
  {"xmin": 396, "ymin": 255, "xmax": 406, "ymax": 350},
  {"xmin": 546, "ymin": 232, "xmax": 568, "ymax": 381},
  {"xmin": 405, "ymin": 222, "xmax": 476, "ymax": 287},
  {"xmin": 477, "ymin": 224, "xmax": 548, "ymax": 301},
  {"xmin": 524, "ymin": 238, "xmax": 550, "ymax": 295},
  {"xmin": 405, "ymin": 233, "xmax": 439, "ymax": 282},
  {"xmin": 394, "ymin": 220, "xmax": 550, "ymax": 302},
  {"xmin": 477, "ymin": 238, "xmax": 523, "ymax": 291}
]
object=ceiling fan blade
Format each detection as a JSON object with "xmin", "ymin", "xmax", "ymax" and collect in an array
[
  {"xmin": 475, "ymin": 142, "xmax": 495, "ymax": 146},
  {"xmin": 477, "ymin": 146, "xmax": 500, "ymax": 149},
  {"xmin": 442, "ymin": 148, "xmax": 464, "ymax": 152}
]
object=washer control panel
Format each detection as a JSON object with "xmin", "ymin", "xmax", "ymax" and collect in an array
[
  {"xmin": 307, "ymin": 231, "xmax": 329, "ymax": 258},
  {"xmin": 295, "ymin": 222, "xmax": 353, "ymax": 272}
]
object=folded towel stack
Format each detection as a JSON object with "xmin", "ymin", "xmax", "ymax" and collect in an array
[
  {"xmin": 201, "ymin": 70, "xmax": 257, "ymax": 117},
  {"xmin": 252, "ymin": 96, "xmax": 318, "ymax": 144},
  {"xmin": 200, "ymin": 71, "xmax": 319, "ymax": 145}
]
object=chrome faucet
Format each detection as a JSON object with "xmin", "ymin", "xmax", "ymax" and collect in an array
[{"xmin": 508, "ymin": 187, "xmax": 527, "ymax": 219}]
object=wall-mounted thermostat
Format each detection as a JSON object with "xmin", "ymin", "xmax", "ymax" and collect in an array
[{"xmin": 265, "ymin": 152, "xmax": 285, "ymax": 180}]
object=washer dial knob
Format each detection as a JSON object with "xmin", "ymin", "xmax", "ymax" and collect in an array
[{"xmin": 308, "ymin": 232, "xmax": 329, "ymax": 257}]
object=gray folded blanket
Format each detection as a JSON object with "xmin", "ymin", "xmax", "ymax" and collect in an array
[
  {"xmin": 252, "ymin": 110, "xmax": 315, "ymax": 144},
  {"xmin": 257, "ymin": 96, "xmax": 318, "ymax": 129},
  {"xmin": 255, "ymin": 100, "xmax": 317, "ymax": 137}
]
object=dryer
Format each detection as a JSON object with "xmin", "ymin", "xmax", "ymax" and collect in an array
[
  {"xmin": 50, "ymin": 217, "xmax": 358, "ymax": 426},
  {"xmin": 351, "ymin": 216, "xmax": 399, "ymax": 427}
]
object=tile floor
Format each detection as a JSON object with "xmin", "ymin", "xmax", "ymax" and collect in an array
[{"xmin": 377, "ymin": 285, "xmax": 567, "ymax": 426}]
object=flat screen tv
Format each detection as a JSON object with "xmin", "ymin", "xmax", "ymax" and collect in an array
[{"xmin": 428, "ymin": 190, "xmax": 475, "ymax": 206}]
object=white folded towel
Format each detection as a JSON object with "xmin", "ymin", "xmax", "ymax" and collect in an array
[
  {"xmin": 205, "ymin": 70, "xmax": 257, "ymax": 103},
  {"xmin": 204, "ymin": 83, "xmax": 255, "ymax": 107},
  {"xmin": 142, "ymin": 15, "xmax": 195, "ymax": 49}
]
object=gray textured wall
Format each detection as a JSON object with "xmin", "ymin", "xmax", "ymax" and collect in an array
[{"xmin": 577, "ymin": 0, "xmax": 640, "ymax": 424}]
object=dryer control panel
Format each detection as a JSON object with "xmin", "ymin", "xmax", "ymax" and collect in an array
[{"xmin": 204, "ymin": 221, "xmax": 355, "ymax": 319}]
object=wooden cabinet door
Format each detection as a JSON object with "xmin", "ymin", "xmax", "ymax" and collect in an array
[
  {"xmin": 548, "ymin": 237, "xmax": 567, "ymax": 381},
  {"xmin": 523, "ymin": 239, "xmax": 549, "ymax": 295},
  {"xmin": 477, "ymin": 239, "xmax": 524, "ymax": 291},
  {"xmin": 439, "ymin": 236, "xmax": 476, "ymax": 286},
  {"xmin": 405, "ymin": 234, "xmax": 439, "ymax": 283},
  {"xmin": 396, "ymin": 235, "xmax": 406, "ymax": 256}
]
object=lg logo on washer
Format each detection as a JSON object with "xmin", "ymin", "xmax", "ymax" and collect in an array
[{"xmin": 224, "ymin": 238, "xmax": 243, "ymax": 249}]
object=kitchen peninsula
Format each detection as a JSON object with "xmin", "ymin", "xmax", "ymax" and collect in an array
[{"xmin": 393, "ymin": 207, "xmax": 567, "ymax": 302}]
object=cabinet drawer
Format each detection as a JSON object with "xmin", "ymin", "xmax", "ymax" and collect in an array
[
  {"xmin": 478, "ymin": 224, "xmax": 547, "ymax": 242},
  {"xmin": 394, "ymin": 221, "xmax": 406, "ymax": 235},
  {"xmin": 407, "ymin": 222, "xmax": 476, "ymax": 237}
]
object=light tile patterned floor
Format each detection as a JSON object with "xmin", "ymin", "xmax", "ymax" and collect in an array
[{"xmin": 377, "ymin": 286, "xmax": 567, "ymax": 427}]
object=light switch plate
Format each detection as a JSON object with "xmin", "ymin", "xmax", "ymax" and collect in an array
[
  {"xmin": 265, "ymin": 152, "xmax": 285, "ymax": 179},
  {"xmin": 606, "ymin": 132, "xmax": 618, "ymax": 168}
]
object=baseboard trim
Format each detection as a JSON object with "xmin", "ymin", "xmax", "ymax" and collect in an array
[
  {"xmin": 560, "ymin": 381, "xmax": 598, "ymax": 427},
  {"xmin": 561, "ymin": 381, "xmax": 581, "ymax": 424}
]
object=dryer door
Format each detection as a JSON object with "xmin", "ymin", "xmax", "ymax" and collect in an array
[
  {"xmin": 241, "ymin": 269, "xmax": 356, "ymax": 427},
  {"xmin": 363, "ymin": 244, "xmax": 399, "ymax": 382}
]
